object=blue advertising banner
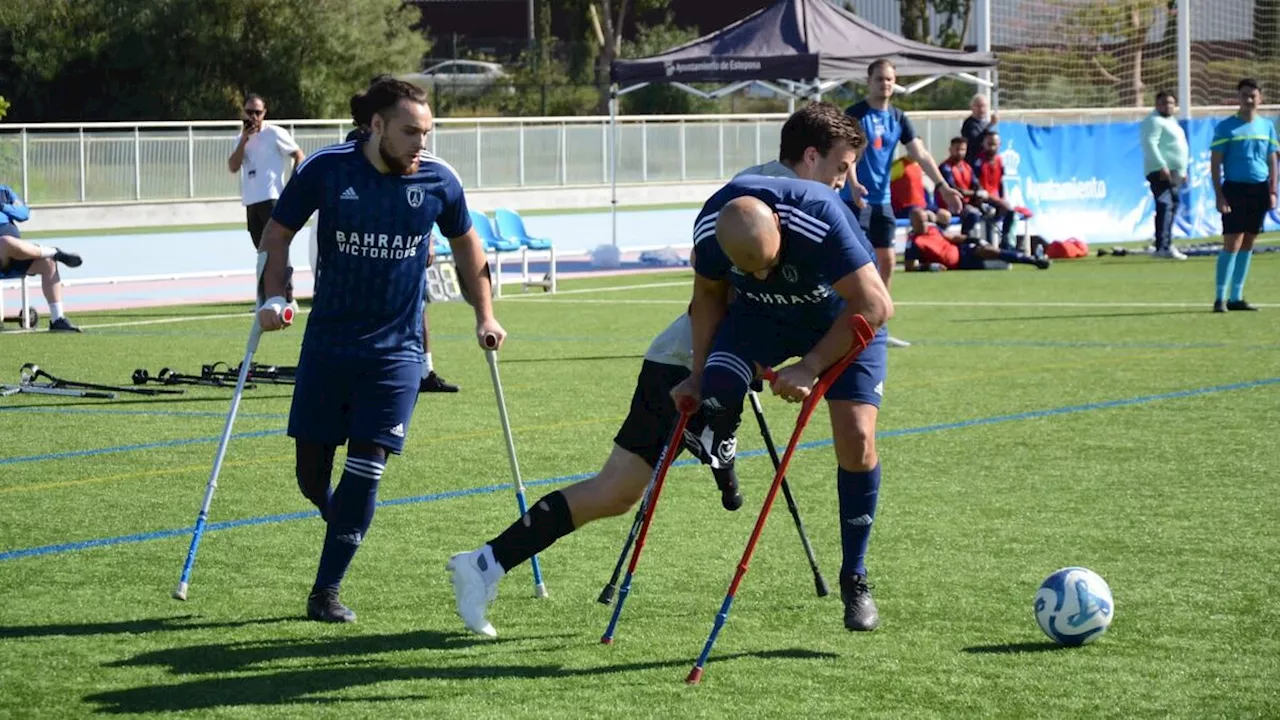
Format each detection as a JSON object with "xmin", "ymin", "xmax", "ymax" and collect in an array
[{"xmin": 997, "ymin": 117, "xmax": 1279, "ymax": 244}]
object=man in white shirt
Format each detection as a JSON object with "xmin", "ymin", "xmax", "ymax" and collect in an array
[{"xmin": 228, "ymin": 94, "xmax": 306, "ymax": 248}]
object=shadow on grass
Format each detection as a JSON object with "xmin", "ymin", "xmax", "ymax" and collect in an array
[
  {"xmin": 86, "ymin": 647, "xmax": 835, "ymax": 713},
  {"xmin": 962, "ymin": 641, "xmax": 1067, "ymax": 654},
  {"xmin": 0, "ymin": 615, "xmax": 295, "ymax": 640},
  {"xmin": 108, "ymin": 630, "xmax": 553, "ymax": 675}
]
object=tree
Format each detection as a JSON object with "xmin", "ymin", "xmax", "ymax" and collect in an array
[
  {"xmin": 1059, "ymin": 0, "xmax": 1166, "ymax": 107},
  {"xmin": 0, "ymin": 0, "xmax": 429, "ymax": 122},
  {"xmin": 932, "ymin": 0, "xmax": 973, "ymax": 49},
  {"xmin": 900, "ymin": 0, "xmax": 930, "ymax": 42}
]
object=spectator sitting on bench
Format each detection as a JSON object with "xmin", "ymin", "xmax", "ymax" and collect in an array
[
  {"xmin": 938, "ymin": 137, "xmax": 984, "ymax": 238},
  {"xmin": 969, "ymin": 131, "xmax": 1016, "ymax": 249},
  {"xmin": 0, "ymin": 233, "xmax": 84, "ymax": 332},
  {"xmin": 890, "ymin": 155, "xmax": 951, "ymax": 226},
  {"xmin": 902, "ymin": 207, "xmax": 1049, "ymax": 272}
]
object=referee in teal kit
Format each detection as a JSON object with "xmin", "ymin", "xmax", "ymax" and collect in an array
[{"xmin": 1210, "ymin": 78, "xmax": 1279, "ymax": 313}]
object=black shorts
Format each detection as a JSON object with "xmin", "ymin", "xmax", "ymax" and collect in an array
[
  {"xmin": 853, "ymin": 202, "xmax": 897, "ymax": 249},
  {"xmin": 1221, "ymin": 182, "xmax": 1270, "ymax": 236},
  {"xmin": 246, "ymin": 199, "xmax": 277, "ymax": 249},
  {"xmin": 613, "ymin": 360, "xmax": 690, "ymax": 468}
]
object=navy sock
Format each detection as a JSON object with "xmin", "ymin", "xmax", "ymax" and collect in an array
[
  {"xmin": 998, "ymin": 249, "xmax": 1036, "ymax": 265},
  {"xmin": 312, "ymin": 451, "xmax": 385, "ymax": 593},
  {"xmin": 488, "ymin": 490, "xmax": 573, "ymax": 572},
  {"xmin": 837, "ymin": 464, "xmax": 881, "ymax": 579}
]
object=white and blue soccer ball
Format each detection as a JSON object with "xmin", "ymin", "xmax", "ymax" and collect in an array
[{"xmin": 1033, "ymin": 567, "xmax": 1114, "ymax": 646}]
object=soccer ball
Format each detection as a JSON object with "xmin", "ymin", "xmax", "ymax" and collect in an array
[{"xmin": 1033, "ymin": 567, "xmax": 1114, "ymax": 646}]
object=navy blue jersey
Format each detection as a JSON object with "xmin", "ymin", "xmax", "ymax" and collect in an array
[
  {"xmin": 272, "ymin": 142, "xmax": 471, "ymax": 361},
  {"xmin": 694, "ymin": 175, "xmax": 875, "ymax": 330}
]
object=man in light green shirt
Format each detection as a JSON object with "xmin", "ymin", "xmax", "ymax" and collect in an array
[{"xmin": 1140, "ymin": 90, "xmax": 1190, "ymax": 259}]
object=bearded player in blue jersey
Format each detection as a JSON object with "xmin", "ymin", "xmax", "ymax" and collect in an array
[
  {"xmin": 673, "ymin": 175, "xmax": 894, "ymax": 631},
  {"xmin": 257, "ymin": 76, "xmax": 506, "ymax": 623}
]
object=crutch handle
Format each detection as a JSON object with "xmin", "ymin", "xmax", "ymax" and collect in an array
[{"xmin": 483, "ymin": 333, "xmax": 499, "ymax": 350}]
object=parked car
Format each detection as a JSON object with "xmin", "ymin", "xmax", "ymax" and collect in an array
[{"xmin": 399, "ymin": 60, "xmax": 510, "ymax": 97}]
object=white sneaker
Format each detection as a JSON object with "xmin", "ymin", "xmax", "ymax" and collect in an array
[
  {"xmin": 1154, "ymin": 247, "xmax": 1188, "ymax": 260},
  {"xmin": 887, "ymin": 335, "xmax": 911, "ymax": 348},
  {"xmin": 447, "ymin": 551, "xmax": 498, "ymax": 638}
]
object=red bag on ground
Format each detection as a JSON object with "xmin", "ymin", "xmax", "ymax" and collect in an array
[{"xmin": 1046, "ymin": 238, "xmax": 1089, "ymax": 259}]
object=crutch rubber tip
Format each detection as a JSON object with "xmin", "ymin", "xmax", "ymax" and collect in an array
[
  {"xmin": 815, "ymin": 576, "xmax": 830, "ymax": 598},
  {"xmin": 534, "ymin": 583, "xmax": 549, "ymax": 599},
  {"xmin": 685, "ymin": 667, "xmax": 704, "ymax": 685},
  {"xmin": 172, "ymin": 583, "xmax": 189, "ymax": 601},
  {"xmin": 600, "ymin": 636, "xmax": 614, "ymax": 645},
  {"xmin": 597, "ymin": 586, "xmax": 616, "ymax": 605}
]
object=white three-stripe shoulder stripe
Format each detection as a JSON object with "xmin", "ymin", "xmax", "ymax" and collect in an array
[
  {"xmin": 693, "ymin": 212, "xmax": 719, "ymax": 243},
  {"xmin": 777, "ymin": 204, "xmax": 829, "ymax": 244},
  {"xmin": 418, "ymin": 151, "xmax": 464, "ymax": 186},
  {"xmin": 295, "ymin": 142, "xmax": 356, "ymax": 174}
]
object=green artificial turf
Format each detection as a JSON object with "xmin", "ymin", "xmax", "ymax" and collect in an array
[{"xmin": 1, "ymin": 250, "xmax": 1277, "ymax": 718}]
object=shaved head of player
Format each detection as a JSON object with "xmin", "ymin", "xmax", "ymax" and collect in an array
[{"xmin": 715, "ymin": 197, "xmax": 783, "ymax": 279}]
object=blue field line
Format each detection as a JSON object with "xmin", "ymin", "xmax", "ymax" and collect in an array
[
  {"xmin": 0, "ymin": 429, "xmax": 285, "ymax": 466},
  {"xmin": 0, "ymin": 407, "xmax": 289, "ymax": 420},
  {"xmin": 2, "ymin": 375, "xmax": 1277, "ymax": 563}
]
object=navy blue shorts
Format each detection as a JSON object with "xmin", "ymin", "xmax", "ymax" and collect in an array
[
  {"xmin": 957, "ymin": 244, "xmax": 986, "ymax": 270},
  {"xmin": 710, "ymin": 307, "xmax": 888, "ymax": 407},
  {"xmin": 0, "ymin": 259, "xmax": 33, "ymax": 280},
  {"xmin": 855, "ymin": 203, "xmax": 897, "ymax": 249},
  {"xmin": 288, "ymin": 353, "xmax": 421, "ymax": 454}
]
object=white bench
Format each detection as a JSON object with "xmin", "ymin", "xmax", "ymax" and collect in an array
[{"xmin": 0, "ymin": 275, "xmax": 33, "ymax": 330}]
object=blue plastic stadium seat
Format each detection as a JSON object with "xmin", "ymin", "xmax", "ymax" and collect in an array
[
  {"xmin": 431, "ymin": 223, "xmax": 453, "ymax": 257},
  {"xmin": 469, "ymin": 210, "xmax": 521, "ymax": 253},
  {"xmin": 494, "ymin": 208, "xmax": 553, "ymax": 250}
]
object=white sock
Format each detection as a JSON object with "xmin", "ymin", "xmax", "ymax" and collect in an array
[
  {"xmin": 49, "ymin": 302, "xmax": 64, "ymax": 322},
  {"xmin": 477, "ymin": 544, "xmax": 505, "ymax": 584},
  {"xmin": 40, "ymin": 246, "xmax": 57, "ymax": 259},
  {"xmin": 422, "ymin": 352, "xmax": 434, "ymax": 377}
]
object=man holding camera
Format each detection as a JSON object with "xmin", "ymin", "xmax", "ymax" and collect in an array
[{"xmin": 228, "ymin": 94, "xmax": 306, "ymax": 249}]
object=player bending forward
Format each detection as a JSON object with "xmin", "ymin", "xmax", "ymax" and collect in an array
[
  {"xmin": 674, "ymin": 172, "xmax": 894, "ymax": 632},
  {"xmin": 447, "ymin": 102, "xmax": 867, "ymax": 637}
]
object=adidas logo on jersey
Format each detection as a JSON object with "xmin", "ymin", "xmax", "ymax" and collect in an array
[
  {"xmin": 389, "ymin": 423, "xmax": 405, "ymax": 438},
  {"xmin": 340, "ymin": 187, "xmax": 359, "ymax": 201}
]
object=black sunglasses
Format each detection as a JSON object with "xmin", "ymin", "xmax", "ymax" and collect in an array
[{"xmin": 244, "ymin": 109, "xmax": 264, "ymax": 116}]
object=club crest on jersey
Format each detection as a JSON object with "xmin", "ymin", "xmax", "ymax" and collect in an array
[
  {"xmin": 781, "ymin": 264, "xmax": 799, "ymax": 283},
  {"xmin": 406, "ymin": 185, "xmax": 425, "ymax": 208}
]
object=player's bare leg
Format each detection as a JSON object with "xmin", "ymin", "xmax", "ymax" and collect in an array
[
  {"xmin": 829, "ymin": 399, "xmax": 881, "ymax": 631},
  {"xmin": 448, "ymin": 445, "xmax": 655, "ymax": 636}
]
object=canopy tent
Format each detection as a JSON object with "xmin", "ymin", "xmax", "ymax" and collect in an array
[{"xmin": 606, "ymin": 0, "xmax": 999, "ymax": 245}]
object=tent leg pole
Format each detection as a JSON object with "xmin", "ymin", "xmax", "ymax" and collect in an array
[{"xmin": 611, "ymin": 84, "xmax": 619, "ymax": 248}]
